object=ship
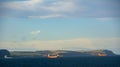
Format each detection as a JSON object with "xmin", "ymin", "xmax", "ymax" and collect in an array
[
  {"xmin": 98, "ymin": 53, "xmax": 107, "ymax": 56},
  {"xmin": 47, "ymin": 53, "xmax": 59, "ymax": 58}
]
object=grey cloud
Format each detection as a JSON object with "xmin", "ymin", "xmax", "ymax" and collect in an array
[{"xmin": 0, "ymin": 0, "xmax": 120, "ymax": 18}]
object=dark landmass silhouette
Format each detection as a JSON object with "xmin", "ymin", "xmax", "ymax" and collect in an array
[
  {"xmin": 0, "ymin": 49, "xmax": 11, "ymax": 58},
  {"xmin": 0, "ymin": 49, "xmax": 118, "ymax": 58},
  {"xmin": 6, "ymin": 49, "xmax": 117, "ymax": 58}
]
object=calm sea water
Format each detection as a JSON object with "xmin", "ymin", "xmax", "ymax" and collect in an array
[{"xmin": 0, "ymin": 56, "xmax": 120, "ymax": 67}]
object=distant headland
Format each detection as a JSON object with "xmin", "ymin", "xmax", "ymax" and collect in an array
[{"xmin": 0, "ymin": 49, "xmax": 118, "ymax": 58}]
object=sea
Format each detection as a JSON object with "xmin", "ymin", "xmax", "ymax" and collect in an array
[{"xmin": 0, "ymin": 56, "xmax": 120, "ymax": 67}]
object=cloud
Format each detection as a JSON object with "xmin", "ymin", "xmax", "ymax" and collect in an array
[
  {"xmin": 28, "ymin": 14, "xmax": 66, "ymax": 19},
  {"xmin": 0, "ymin": 38, "xmax": 120, "ymax": 53},
  {"xmin": 2, "ymin": 0, "xmax": 43, "ymax": 11},
  {"xmin": 96, "ymin": 18, "xmax": 115, "ymax": 21},
  {"xmin": 30, "ymin": 30, "xmax": 40, "ymax": 35},
  {"xmin": 43, "ymin": 1, "xmax": 78, "ymax": 13},
  {"xmin": 28, "ymin": 0, "xmax": 43, "ymax": 4},
  {"xmin": 3, "ymin": 0, "xmax": 77, "ymax": 12},
  {"xmin": 1, "ymin": 0, "xmax": 120, "ymax": 18}
]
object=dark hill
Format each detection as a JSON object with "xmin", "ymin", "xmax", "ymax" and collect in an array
[{"xmin": 0, "ymin": 49, "xmax": 11, "ymax": 58}]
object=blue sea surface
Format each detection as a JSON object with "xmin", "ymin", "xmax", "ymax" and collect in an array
[{"xmin": 0, "ymin": 56, "xmax": 120, "ymax": 67}]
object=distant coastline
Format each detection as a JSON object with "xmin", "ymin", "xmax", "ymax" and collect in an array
[{"xmin": 0, "ymin": 49, "xmax": 118, "ymax": 58}]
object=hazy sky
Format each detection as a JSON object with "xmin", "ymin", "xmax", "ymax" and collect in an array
[{"xmin": 0, "ymin": 0, "xmax": 120, "ymax": 54}]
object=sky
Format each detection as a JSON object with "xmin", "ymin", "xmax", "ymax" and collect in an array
[{"xmin": 0, "ymin": 0, "xmax": 120, "ymax": 54}]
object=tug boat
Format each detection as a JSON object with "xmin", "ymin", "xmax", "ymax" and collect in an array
[{"xmin": 47, "ymin": 53, "xmax": 59, "ymax": 58}]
